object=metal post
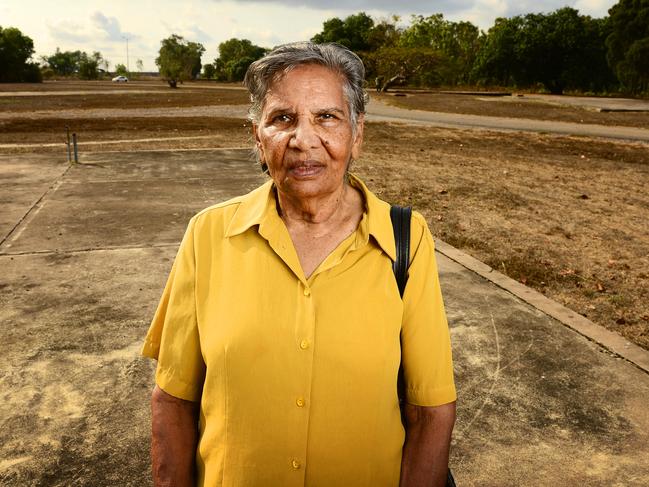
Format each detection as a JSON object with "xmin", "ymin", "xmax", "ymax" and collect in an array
[
  {"xmin": 72, "ymin": 133, "xmax": 78, "ymax": 164},
  {"xmin": 66, "ymin": 126, "xmax": 71, "ymax": 163}
]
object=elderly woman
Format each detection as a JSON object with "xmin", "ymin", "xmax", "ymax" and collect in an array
[{"xmin": 142, "ymin": 42, "xmax": 456, "ymax": 487}]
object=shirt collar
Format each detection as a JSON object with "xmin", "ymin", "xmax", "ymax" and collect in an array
[{"xmin": 224, "ymin": 174, "xmax": 397, "ymax": 261}]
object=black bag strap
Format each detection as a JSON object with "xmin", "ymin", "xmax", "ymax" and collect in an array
[
  {"xmin": 391, "ymin": 205, "xmax": 458, "ymax": 487},
  {"xmin": 390, "ymin": 205, "xmax": 412, "ymax": 298}
]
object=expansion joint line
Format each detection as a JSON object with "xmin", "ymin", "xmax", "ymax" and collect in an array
[{"xmin": 0, "ymin": 163, "xmax": 72, "ymax": 250}]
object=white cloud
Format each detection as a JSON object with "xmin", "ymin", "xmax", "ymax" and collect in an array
[{"xmin": 91, "ymin": 12, "xmax": 134, "ymax": 42}]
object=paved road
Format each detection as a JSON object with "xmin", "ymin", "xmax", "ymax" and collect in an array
[{"xmin": 366, "ymin": 98, "xmax": 649, "ymax": 143}]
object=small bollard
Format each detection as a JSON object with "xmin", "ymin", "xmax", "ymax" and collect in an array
[
  {"xmin": 72, "ymin": 133, "xmax": 79, "ymax": 164},
  {"xmin": 66, "ymin": 126, "xmax": 71, "ymax": 163}
]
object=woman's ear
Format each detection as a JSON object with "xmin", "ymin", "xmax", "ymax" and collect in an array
[
  {"xmin": 252, "ymin": 123, "xmax": 264, "ymax": 160},
  {"xmin": 351, "ymin": 114, "xmax": 365, "ymax": 161}
]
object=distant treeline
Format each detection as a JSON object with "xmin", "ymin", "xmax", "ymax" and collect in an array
[
  {"xmin": 2, "ymin": 0, "xmax": 647, "ymax": 94},
  {"xmin": 200, "ymin": 2, "xmax": 648, "ymax": 95},
  {"xmin": 305, "ymin": 2, "xmax": 649, "ymax": 95}
]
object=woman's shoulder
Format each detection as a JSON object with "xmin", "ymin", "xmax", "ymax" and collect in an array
[
  {"xmin": 189, "ymin": 180, "xmax": 272, "ymax": 238},
  {"xmin": 193, "ymin": 194, "xmax": 247, "ymax": 223}
]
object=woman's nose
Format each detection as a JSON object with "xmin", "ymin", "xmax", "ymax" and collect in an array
[{"xmin": 289, "ymin": 118, "xmax": 320, "ymax": 151}]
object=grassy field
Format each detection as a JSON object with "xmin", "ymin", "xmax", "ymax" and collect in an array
[{"xmin": 1, "ymin": 80, "xmax": 647, "ymax": 349}]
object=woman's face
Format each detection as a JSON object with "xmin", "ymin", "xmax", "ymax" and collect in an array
[{"xmin": 253, "ymin": 64, "xmax": 364, "ymax": 201}]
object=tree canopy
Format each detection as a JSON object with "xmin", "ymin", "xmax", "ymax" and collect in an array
[
  {"xmin": 43, "ymin": 48, "xmax": 82, "ymax": 76},
  {"xmin": 78, "ymin": 51, "xmax": 105, "ymax": 80},
  {"xmin": 399, "ymin": 14, "xmax": 481, "ymax": 85},
  {"xmin": 156, "ymin": 34, "xmax": 205, "ymax": 88},
  {"xmin": 42, "ymin": 48, "xmax": 108, "ymax": 80},
  {"xmin": 115, "ymin": 63, "xmax": 128, "ymax": 76},
  {"xmin": 0, "ymin": 26, "xmax": 41, "ymax": 82},
  {"xmin": 311, "ymin": 12, "xmax": 376, "ymax": 52},
  {"xmin": 606, "ymin": 0, "xmax": 649, "ymax": 93},
  {"xmin": 472, "ymin": 8, "xmax": 615, "ymax": 93},
  {"xmin": 307, "ymin": 7, "xmax": 642, "ymax": 94},
  {"xmin": 210, "ymin": 38, "xmax": 266, "ymax": 82},
  {"xmin": 310, "ymin": 12, "xmax": 481, "ymax": 87}
]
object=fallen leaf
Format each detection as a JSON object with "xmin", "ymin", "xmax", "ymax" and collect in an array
[
  {"xmin": 616, "ymin": 317, "xmax": 627, "ymax": 325},
  {"xmin": 438, "ymin": 189, "xmax": 448, "ymax": 194},
  {"xmin": 596, "ymin": 282, "xmax": 605, "ymax": 292},
  {"xmin": 559, "ymin": 268, "xmax": 576, "ymax": 276},
  {"xmin": 579, "ymin": 194, "xmax": 589, "ymax": 199}
]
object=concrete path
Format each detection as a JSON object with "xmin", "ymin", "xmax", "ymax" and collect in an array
[
  {"xmin": 366, "ymin": 98, "xmax": 649, "ymax": 143},
  {"xmin": 1, "ymin": 149, "xmax": 648, "ymax": 486}
]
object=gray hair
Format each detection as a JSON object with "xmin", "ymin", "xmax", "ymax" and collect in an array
[{"xmin": 243, "ymin": 41, "xmax": 368, "ymax": 129}]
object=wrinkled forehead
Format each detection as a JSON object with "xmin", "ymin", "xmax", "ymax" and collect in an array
[{"xmin": 262, "ymin": 63, "xmax": 349, "ymax": 110}]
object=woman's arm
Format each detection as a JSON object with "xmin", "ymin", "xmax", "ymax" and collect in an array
[
  {"xmin": 399, "ymin": 401, "xmax": 456, "ymax": 487},
  {"xmin": 151, "ymin": 385, "xmax": 200, "ymax": 487}
]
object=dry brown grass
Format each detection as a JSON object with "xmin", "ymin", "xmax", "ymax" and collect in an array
[{"xmin": 357, "ymin": 123, "xmax": 649, "ymax": 349}]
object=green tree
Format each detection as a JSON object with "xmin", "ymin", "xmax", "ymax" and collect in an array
[
  {"xmin": 365, "ymin": 16, "xmax": 402, "ymax": 51},
  {"xmin": 473, "ymin": 8, "xmax": 615, "ymax": 93},
  {"xmin": 311, "ymin": 12, "xmax": 375, "ymax": 52},
  {"xmin": 364, "ymin": 46, "xmax": 444, "ymax": 88},
  {"xmin": 606, "ymin": 0, "xmax": 649, "ymax": 93},
  {"xmin": 155, "ymin": 34, "xmax": 205, "ymax": 88},
  {"xmin": 213, "ymin": 38, "xmax": 266, "ymax": 82},
  {"xmin": 44, "ymin": 48, "xmax": 82, "ymax": 76},
  {"xmin": 202, "ymin": 63, "xmax": 216, "ymax": 79},
  {"xmin": 471, "ymin": 16, "xmax": 522, "ymax": 87},
  {"xmin": 0, "ymin": 26, "xmax": 41, "ymax": 82},
  {"xmin": 399, "ymin": 14, "xmax": 481, "ymax": 85},
  {"xmin": 78, "ymin": 51, "xmax": 105, "ymax": 80},
  {"xmin": 115, "ymin": 63, "xmax": 128, "ymax": 76}
]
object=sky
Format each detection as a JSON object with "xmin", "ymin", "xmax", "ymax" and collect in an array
[{"xmin": 1, "ymin": 0, "xmax": 617, "ymax": 72}]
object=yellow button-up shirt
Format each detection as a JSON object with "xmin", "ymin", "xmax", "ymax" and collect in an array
[{"xmin": 142, "ymin": 175, "xmax": 456, "ymax": 487}]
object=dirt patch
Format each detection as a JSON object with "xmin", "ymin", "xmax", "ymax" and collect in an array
[
  {"xmin": 357, "ymin": 123, "xmax": 649, "ymax": 350},
  {"xmin": 0, "ymin": 88, "xmax": 248, "ymax": 112},
  {"xmin": 0, "ymin": 117, "xmax": 251, "ymax": 145},
  {"xmin": 380, "ymin": 92, "xmax": 649, "ymax": 129}
]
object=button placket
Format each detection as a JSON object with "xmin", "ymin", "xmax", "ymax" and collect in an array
[{"xmin": 291, "ymin": 280, "xmax": 315, "ymax": 481}]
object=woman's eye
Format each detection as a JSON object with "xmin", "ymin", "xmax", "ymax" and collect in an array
[
  {"xmin": 273, "ymin": 114, "xmax": 292, "ymax": 123},
  {"xmin": 318, "ymin": 113, "xmax": 339, "ymax": 122}
]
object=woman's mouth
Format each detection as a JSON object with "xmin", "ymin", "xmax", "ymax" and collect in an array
[{"xmin": 289, "ymin": 162, "xmax": 324, "ymax": 178}]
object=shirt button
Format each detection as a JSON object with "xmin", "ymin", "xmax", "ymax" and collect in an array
[
  {"xmin": 292, "ymin": 459, "xmax": 301, "ymax": 470},
  {"xmin": 303, "ymin": 288, "xmax": 311, "ymax": 297},
  {"xmin": 296, "ymin": 397, "xmax": 305, "ymax": 407},
  {"xmin": 300, "ymin": 339, "xmax": 310, "ymax": 350}
]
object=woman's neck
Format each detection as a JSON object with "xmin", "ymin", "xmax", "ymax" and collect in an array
[{"xmin": 276, "ymin": 182, "xmax": 361, "ymax": 234}]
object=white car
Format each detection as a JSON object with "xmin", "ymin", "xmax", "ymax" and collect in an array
[{"xmin": 112, "ymin": 75, "xmax": 128, "ymax": 82}]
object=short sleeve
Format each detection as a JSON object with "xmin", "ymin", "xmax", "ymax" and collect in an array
[
  {"xmin": 401, "ymin": 212, "xmax": 456, "ymax": 407},
  {"xmin": 141, "ymin": 217, "xmax": 205, "ymax": 402}
]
